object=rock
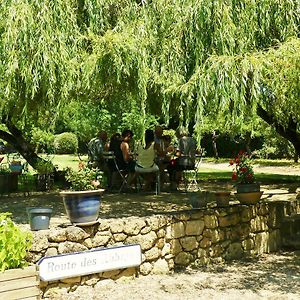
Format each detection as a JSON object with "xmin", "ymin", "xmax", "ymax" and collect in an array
[
  {"xmin": 113, "ymin": 233, "xmax": 127, "ymax": 242},
  {"xmin": 126, "ymin": 231, "xmax": 157, "ymax": 251},
  {"xmin": 144, "ymin": 247, "xmax": 161, "ymax": 261},
  {"xmin": 93, "ymin": 232, "xmax": 111, "ymax": 247},
  {"xmin": 58, "ymin": 241, "xmax": 88, "ymax": 254},
  {"xmin": 170, "ymin": 239, "xmax": 182, "ymax": 255},
  {"xmin": 139, "ymin": 262, "xmax": 153, "ymax": 275},
  {"xmin": 185, "ymin": 220, "xmax": 205, "ymax": 235},
  {"xmin": 48, "ymin": 228, "xmax": 67, "ymax": 242},
  {"xmin": 45, "ymin": 247, "xmax": 58, "ymax": 257},
  {"xmin": 180, "ymin": 236, "xmax": 198, "ymax": 251},
  {"xmin": 124, "ymin": 218, "xmax": 146, "ymax": 235},
  {"xmin": 109, "ymin": 219, "xmax": 126, "ymax": 233},
  {"xmin": 225, "ymin": 242, "xmax": 243, "ymax": 260},
  {"xmin": 31, "ymin": 232, "xmax": 49, "ymax": 252},
  {"xmin": 60, "ymin": 276, "xmax": 81, "ymax": 284},
  {"xmin": 204, "ymin": 215, "xmax": 218, "ymax": 229},
  {"xmin": 166, "ymin": 222, "xmax": 185, "ymax": 239},
  {"xmin": 174, "ymin": 252, "xmax": 193, "ymax": 266},
  {"xmin": 66, "ymin": 226, "xmax": 89, "ymax": 241},
  {"xmin": 151, "ymin": 258, "xmax": 169, "ymax": 274}
]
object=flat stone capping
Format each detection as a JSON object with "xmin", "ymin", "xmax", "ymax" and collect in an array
[{"xmin": 25, "ymin": 199, "xmax": 300, "ymax": 298}]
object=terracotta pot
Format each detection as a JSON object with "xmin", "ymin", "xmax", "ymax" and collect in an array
[
  {"xmin": 235, "ymin": 191, "xmax": 263, "ymax": 205},
  {"xmin": 236, "ymin": 183, "xmax": 260, "ymax": 193}
]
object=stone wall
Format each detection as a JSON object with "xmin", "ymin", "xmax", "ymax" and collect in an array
[{"xmin": 27, "ymin": 200, "xmax": 299, "ymax": 298}]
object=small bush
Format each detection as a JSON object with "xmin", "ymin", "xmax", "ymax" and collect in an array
[
  {"xmin": 0, "ymin": 213, "xmax": 32, "ymax": 271},
  {"xmin": 30, "ymin": 128, "xmax": 55, "ymax": 153},
  {"xmin": 53, "ymin": 132, "xmax": 78, "ymax": 154}
]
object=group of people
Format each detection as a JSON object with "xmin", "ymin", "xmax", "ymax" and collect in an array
[{"xmin": 87, "ymin": 126, "xmax": 198, "ymax": 191}]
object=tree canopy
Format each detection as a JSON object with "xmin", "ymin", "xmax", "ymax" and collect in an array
[{"xmin": 0, "ymin": 0, "xmax": 299, "ymax": 163}]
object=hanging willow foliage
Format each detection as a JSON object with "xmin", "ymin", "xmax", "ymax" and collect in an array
[{"xmin": 0, "ymin": 0, "xmax": 299, "ymax": 139}]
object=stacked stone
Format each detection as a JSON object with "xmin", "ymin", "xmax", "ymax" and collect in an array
[{"xmin": 26, "ymin": 201, "xmax": 295, "ymax": 297}]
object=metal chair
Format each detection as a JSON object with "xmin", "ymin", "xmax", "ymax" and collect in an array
[
  {"xmin": 182, "ymin": 154, "xmax": 203, "ymax": 192},
  {"xmin": 102, "ymin": 151, "xmax": 129, "ymax": 193}
]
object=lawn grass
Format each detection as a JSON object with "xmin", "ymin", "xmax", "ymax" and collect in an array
[
  {"xmin": 204, "ymin": 157, "xmax": 300, "ymax": 168},
  {"xmin": 195, "ymin": 170, "xmax": 300, "ymax": 184}
]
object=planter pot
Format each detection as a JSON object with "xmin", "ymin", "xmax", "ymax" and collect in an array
[
  {"xmin": 60, "ymin": 189, "xmax": 104, "ymax": 225},
  {"xmin": 27, "ymin": 207, "xmax": 52, "ymax": 230},
  {"xmin": 236, "ymin": 183, "xmax": 260, "ymax": 193},
  {"xmin": 189, "ymin": 191, "xmax": 214, "ymax": 208},
  {"xmin": 215, "ymin": 191, "xmax": 231, "ymax": 207},
  {"xmin": 9, "ymin": 162, "xmax": 23, "ymax": 174},
  {"xmin": 0, "ymin": 174, "xmax": 18, "ymax": 193},
  {"xmin": 235, "ymin": 191, "xmax": 264, "ymax": 205},
  {"xmin": 0, "ymin": 265, "xmax": 40, "ymax": 299}
]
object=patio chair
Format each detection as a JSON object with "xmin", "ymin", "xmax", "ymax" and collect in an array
[
  {"xmin": 102, "ymin": 151, "xmax": 129, "ymax": 193},
  {"xmin": 182, "ymin": 154, "xmax": 203, "ymax": 192}
]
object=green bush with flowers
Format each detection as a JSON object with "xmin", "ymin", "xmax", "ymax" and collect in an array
[
  {"xmin": 65, "ymin": 162, "xmax": 103, "ymax": 191},
  {"xmin": 229, "ymin": 150, "xmax": 255, "ymax": 184}
]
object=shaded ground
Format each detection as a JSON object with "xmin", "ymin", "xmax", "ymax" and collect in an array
[{"xmin": 0, "ymin": 161, "xmax": 299, "ymax": 227}]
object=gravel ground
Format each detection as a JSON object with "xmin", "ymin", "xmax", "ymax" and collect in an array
[{"xmin": 52, "ymin": 252, "xmax": 300, "ymax": 300}]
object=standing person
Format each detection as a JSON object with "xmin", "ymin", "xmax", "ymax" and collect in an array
[
  {"xmin": 135, "ymin": 129, "xmax": 160, "ymax": 191},
  {"xmin": 87, "ymin": 130, "xmax": 108, "ymax": 169},
  {"xmin": 212, "ymin": 130, "xmax": 219, "ymax": 159}
]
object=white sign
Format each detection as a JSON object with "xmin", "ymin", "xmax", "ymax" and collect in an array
[{"xmin": 37, "ymin": 244, "xmax": 142, "ymax": 281}]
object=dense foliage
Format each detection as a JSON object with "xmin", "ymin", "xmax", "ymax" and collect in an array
[
  {"xmin": 0, "ymin": 213, "xmax": 32, "ymax": 271},
  {"xmin": 0, "ymin": 0, "xmax": 299, "ymax": 163}
]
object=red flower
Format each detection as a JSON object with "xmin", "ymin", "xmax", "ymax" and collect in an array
[
  {"xmin": 78, "ymin": 161, "xmax": 85, "ymax": 170},
  {"xmin": 229, "ymin": 159, "xmax": 234, "ymax": 165},
  {"xmin": 232, "ymin": 172, "xmax": 237, "ymax": 180}
]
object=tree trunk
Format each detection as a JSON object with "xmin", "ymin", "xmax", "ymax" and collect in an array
[
  {"xmin": 0, "ymin": 117, "xmax": 45, "ymax": 169},
  {"xmin": 257, "ymin": 104, "xmax": 300, "ymax": 162}
]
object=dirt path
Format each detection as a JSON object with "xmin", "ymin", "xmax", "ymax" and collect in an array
[{"xmin": 54, "ymin": 252, "xmax": 300, "ymax": 300}]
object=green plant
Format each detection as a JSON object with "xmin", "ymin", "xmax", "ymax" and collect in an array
[
  {"xmin": 230, "ymin": 150, "xmax": 255, "ymax": 184},
  {"xmin": 36, "ymin": 160, "xmax": 55, "ymax": 174},
  {"xmin": 0, "ymin": 213, "xmax": 32, "ymax": 271},
  {"xmin": 54, "ymin": 132, "xmax": 78, "ymax": 154},
  {"xmin": 65, "ymin": 162, "xmax": 103, "ymax": 191},
  {"xmin": 30, "ymin": 128, "xmax": 55, "ymax": 153}
]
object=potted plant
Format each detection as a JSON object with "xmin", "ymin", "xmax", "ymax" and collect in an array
[
  {"xmin": 35, "ymin": 160, "xmax": 55, "ymax": 191},
  {"xmin": 230, "ymin": 150, "xmax": 263, "ymax": 204},
  {"xmin": 0, "ymin": 213, "xmax": 40, "ymax": 299},
  {"xmin": 60, "ymin": 162, "xmax": 104, "ymax": 225},
  {"xmin": 0, "ymin": 158, "xmax": 18, "ymax": 193}
]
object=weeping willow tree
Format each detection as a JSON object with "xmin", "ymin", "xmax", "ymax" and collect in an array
[{"xmin": 0, "ymin": 0, "xmax": 299, "ymax": 167}]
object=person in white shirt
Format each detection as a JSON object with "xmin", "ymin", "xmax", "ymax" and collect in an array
[{"xmin": 135, "ymin": 129, "xmax": 160, "ymax": 191}]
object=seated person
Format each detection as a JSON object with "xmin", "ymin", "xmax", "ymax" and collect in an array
[
  {"xmin": 107, "ymin": 130, "xmax": 135, "ymax": 189},
  {"xmin": 87, "ymin": 130, "xmax": 108, "ymax": 169},
  {"xmin": 167, "ymin": 127, "xmax": 197, "ymax": 190},
  {"xmin": 135, "ymin": 129, "xmax": 159, "ymax": 191}
]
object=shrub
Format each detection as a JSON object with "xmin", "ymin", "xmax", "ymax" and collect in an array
[
  {"xmin": 0, "ymin": 213, "xmax": 32, "ymax": 271},
  {"xmin": 53, "ymin": 132, "xmax": 78, "ymax": 154},
  {"xmin": 30, "ymin": 128, "xmax": 55, "ymax": 153}
]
